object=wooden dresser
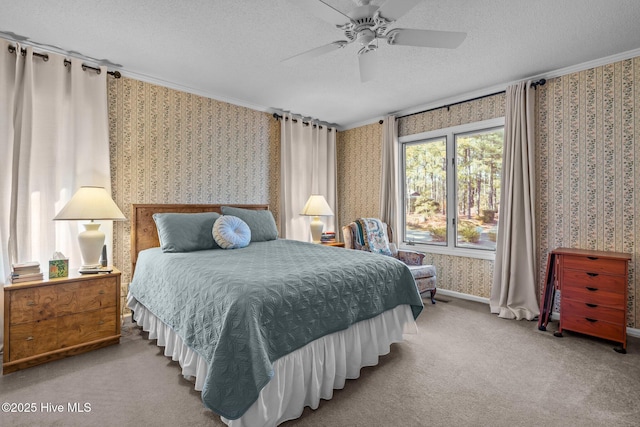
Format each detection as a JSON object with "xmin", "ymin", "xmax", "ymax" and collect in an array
[
  {"xmin": 552, "ymin": 248, "xmax": 631, "ymax": 353},
  {"xmin": 3, "ymin": 269, "xmax": 121, "ymax": 374}
]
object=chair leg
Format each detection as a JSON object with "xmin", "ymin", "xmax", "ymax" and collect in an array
[{"xmin": 430, "ymin": 288, "xmax": 436, "ymax": 304}]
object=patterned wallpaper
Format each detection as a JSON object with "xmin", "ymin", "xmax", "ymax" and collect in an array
[
  {"xmin": 398, "ymin": 94, "xmax": 506, "ymax": 137},
  {"xmin": 336, "ymin": 122, "xmax": 383, "ymax": 233},
  {"xmin": 537, "ymin": 57, "xmax": 639, "ymax": 328},
  {"xmin": 107, "ymin": 77, "xmax": 280, "ymax": 293},
  {"xmin": 337, "ymin": 94, "xmax": 505, "ymax": 299}
]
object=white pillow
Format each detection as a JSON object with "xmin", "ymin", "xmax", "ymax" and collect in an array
[{"xmin": 212, "ymin": 215, "xmax": 251, "ymax": 249}]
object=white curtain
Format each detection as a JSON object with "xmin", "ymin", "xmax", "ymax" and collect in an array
[
  {"xmin": 380, "ymin": 114, "xmax": 398, "ymax": 229},
  {"xmin": 280, "ymin": 113, "xmax": 337, "ymax": 241},
  {"xmin": 490, "ymin": 81, "xmax": 540, "ymax": 320},
  {"xmin": 0, "ymin": 39, "xmax": 111, "ymax": 350}
]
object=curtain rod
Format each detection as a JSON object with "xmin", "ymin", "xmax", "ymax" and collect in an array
[
  {"xmin": 398, "ymin": 78, "xmax": 546, "ymax": 120},
  {"xmin": 7, "ymin": 45, "xmax": 121, "ymax": 78},
  {"xmin": 272, "ymin": 113, "xmax": 334, "ymax": 131}
]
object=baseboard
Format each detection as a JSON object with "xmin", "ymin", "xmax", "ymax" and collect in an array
[
  {"xmin": 436, "ymin": 291, "xmax": 640, "ymax": 338},
  {"xmin": 436, "ymin": 288, "xmax": 490, "ymax": 304}
]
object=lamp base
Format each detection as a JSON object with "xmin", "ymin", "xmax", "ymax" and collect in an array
[
  {"xmin": 309, "ymin": 216, "xmax": 324, "ymax": 243},
  {"xmin": 78, "ymin": 222, "xmax": 105, "ymax": 269}
]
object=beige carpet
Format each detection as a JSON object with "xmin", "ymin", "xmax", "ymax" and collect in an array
[{"xmin": 1, "ymin": 296, "xmax": 639, "ymax": 427}]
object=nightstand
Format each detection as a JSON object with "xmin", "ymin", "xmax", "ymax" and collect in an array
[
  {"xmin": 3, "ymin": 268, "xmax": 121, "ymax": 374},
  {"xmin": 321, "ymin": 241, "xmax": 345, "ymax": 247}
]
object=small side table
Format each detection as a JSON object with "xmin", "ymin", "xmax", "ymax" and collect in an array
[
  {"xmin": 3, "ymin": 268, "xmax": 121, "ymax": 374},
  {"xmin": 321, "ymin": 241, "xmax": 345, "ymax": 247}
]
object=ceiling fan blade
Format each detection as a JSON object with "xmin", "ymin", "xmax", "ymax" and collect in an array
[
  {"xmin": 377, "ymin": 0, "xmax": 422, "ymax": 22},
  {"xmin": 282, "ymin": 41, "xmax": 348, "ymax": 64},
  {"xmin": 358, "ymin": 48, "xmax": 378, "ymax": 83},
  {"xmin": 292, "ymin": 0, "xmax": 352, "ymax": 27},
  {"xmin": 387, "ymin": 28, "xmax": 467, "ymax": 49}
]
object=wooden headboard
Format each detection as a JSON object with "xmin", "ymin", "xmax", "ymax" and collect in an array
[{"xmin": 131, "ymin": 203, "xmax": 270, "ymax": 274}]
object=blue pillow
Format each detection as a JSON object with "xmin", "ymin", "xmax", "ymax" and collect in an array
[
  {"xmin": 213, "ymin": 216, "xmax": 251, "ymax": 249},
  {"xmin": 153, "ymin": 212, "xmax": 221, "ymax": 252},
  {"xmin": 220, "ymin": 206, "xmax": 278, "ymax": 242}
]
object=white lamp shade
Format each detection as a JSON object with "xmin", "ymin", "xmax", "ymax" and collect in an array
[
  {"xmin": 54, "ymin": 186, "xmax": 125, "ymax": 268},
  {"xmin": 54, "ymin": 186, "xmax": 126, "ymax": 221},
  {"xmin": 300, "ymin": 194, "xmax": 334, "ymax": 217}
]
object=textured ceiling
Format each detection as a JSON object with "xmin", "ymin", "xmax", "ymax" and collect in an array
[{"xmin": 2, "ymin": 0, "xmax": 640, "ymax": 129}]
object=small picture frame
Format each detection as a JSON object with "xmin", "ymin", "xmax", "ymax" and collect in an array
[{"xmin": 49, "ymin": 259, "xmax": 69, "ymax": 278}]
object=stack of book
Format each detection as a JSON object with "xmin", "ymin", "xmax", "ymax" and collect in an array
[
  {"xmin": 321, "ymin": 231, "xmax": 336, "ymax": 243},
  {"xmin": 11, "ymin": 261, "xmax": 43, "ymax": 283}
]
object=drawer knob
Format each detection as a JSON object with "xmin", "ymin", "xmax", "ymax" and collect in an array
[
  {"xmin": 585, "ymin": 318, "xmax": 598, "ymax": 323},
  {"xmin": 98, "ymin": 320, "xmax": 105, "ymax": 325},
  {"xmin": 586, "ymin": 272, "xmax": 599, "ymax": 277},
  {"xmin": 586, "ymin": 303, "xmax": 598, "ymax": 308},
  {"xmin": 586, "ymin": 287, "xmax": 598, "ymax": 292},
  {"xmin": 26, "ymin": 336, "xmax": 34, "ymax": 341},
  {"xmin": 98, "ymin": 290, "xmax": 105, "ymax": 295},
  {"xmin": 26, "ymin": 301, "xmax": 36, "ymax": 306}
]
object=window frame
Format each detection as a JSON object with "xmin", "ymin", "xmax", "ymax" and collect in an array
[{"xmin": 397, "ymin": 117, "xmax": 505, "ymax": 260}]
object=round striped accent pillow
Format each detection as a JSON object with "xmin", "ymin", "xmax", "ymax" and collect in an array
[{"xmin": 212, "ymin": 215, "xmax": 251, "ymax": 249}]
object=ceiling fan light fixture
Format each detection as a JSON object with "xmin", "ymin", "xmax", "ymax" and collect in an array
[{"xmin": 357, "ymin": 28, "xmax": 376, "ymax": 45}]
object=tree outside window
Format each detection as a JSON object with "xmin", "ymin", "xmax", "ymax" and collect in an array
[{"xmin": 401, "ymin": 120, "xmax": 504, "ymax": 253}]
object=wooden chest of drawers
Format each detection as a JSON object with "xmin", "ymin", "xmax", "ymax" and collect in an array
[
  {"xmin": 3, "ymin": 269, "xmax": 121, "ymax": 374},
  {"xmin": 553, "ymin": 248, "xmax": 630, "ymax": 353}
]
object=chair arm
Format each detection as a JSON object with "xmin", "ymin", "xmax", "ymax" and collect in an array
[
  {"xmin": 397, "ymin": 250, "xmax": 425, "ymax": 266},
  {"xmin": 341, "ymin": 225, "xmax": 354, "ymax": 249}
]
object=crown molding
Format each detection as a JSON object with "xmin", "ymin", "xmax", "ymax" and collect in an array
[{"xmin": 114, "ymin": 69, "xmax": 274, "ymax": 115}]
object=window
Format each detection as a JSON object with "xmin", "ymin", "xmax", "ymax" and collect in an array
[{"xmin": 400, "ymin": 118, "xmax": 504, "ymax": 257}]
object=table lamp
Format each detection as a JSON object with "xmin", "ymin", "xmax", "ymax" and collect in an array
[
  {"xmin": 300, "ymin": 194, "xmax": 334, "ymax": 243},
  {"xmin": 53, "ymin": 186, "xmax": 126, "ymax": 268}
]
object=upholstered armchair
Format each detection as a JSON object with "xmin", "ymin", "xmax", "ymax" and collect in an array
[{"xmin": 342, "ymin": 219, "xmax": 437, "ymax": 304}]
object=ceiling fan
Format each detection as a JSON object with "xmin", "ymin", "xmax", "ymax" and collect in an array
[{"xmin": 284, "ymin": 0, "xmax": 467, "ymax": 82}]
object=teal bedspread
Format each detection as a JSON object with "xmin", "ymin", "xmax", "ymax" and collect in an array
[{"xmin": 129, "ymin": 239, "xmax": 423, "ymax": 419}]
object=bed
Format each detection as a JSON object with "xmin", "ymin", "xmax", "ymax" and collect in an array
[{"xmin": 127, "ymin": 203, "xmax": 424, "ymax": 426}]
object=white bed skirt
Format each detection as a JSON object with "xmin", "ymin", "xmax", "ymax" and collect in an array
[{"xmin": 127, "ymin": 294, "xmax": 417, "ymax": 427}]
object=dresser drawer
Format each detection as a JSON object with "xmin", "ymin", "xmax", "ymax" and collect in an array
[
  {"xmin": 9, "ymin": 317, "xmax": 59, "ymax": 360},
  {"xmin": 561, "ymin": 269, "xmax": 626, "ymax": 294},
  {"xmin": 58, "ymin": 277, "xmax": 117, "ymax": 315},
  {"xmin": 562, "ymin": 255, "xmax": 627, "ymax": 275},
  {"xmin": 561, "ymin": 268, "xmax": 625, "ymax": 309},
  {"xmin": 561, "ymin": 298, "xmax": 625, "ymax": 324},
  {"xmin": 9, "ymin": 286, "xmax": 58, "ymax": 324},
  {"xmin": 561, "ymin": 285, "xmax": 625, "ymax": 309},
  {"xmin": 10, "ymin": 277, "xmax": 117, "ymax": 325},
  {"xmin": 9, "ymin": 306, "xmax": 118, "ymax": 362},
  {"xmin": 561, "ymin": 312, "xmax": 625, "ymax": 343},
  {"xmin": 57, "ymin": 306, "xmax": 118, "ymax": 348}
]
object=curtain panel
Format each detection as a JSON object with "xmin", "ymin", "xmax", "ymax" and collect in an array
[
  {"xmin": 0, "ymin": 39, "xmax": 111, "ymax": 350},
  {"xmin": 380, "ymin": 114, "xmax": 398, "ymax": 229},
  {"xmin": 490, "ymin": 80, "xmax": 540, "ymax": 320},
  {"xmin": 280, "ymin": 113, "xmax": 337, "ymax": 242}
]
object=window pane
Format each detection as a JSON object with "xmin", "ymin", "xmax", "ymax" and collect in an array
[
  {"xmin": 455, "ymin": 128, "xmax": 503, "ymax": 250},
  {"xmin": 404, "ymin": 137, "xmax": 447, "ymax": 246}
]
